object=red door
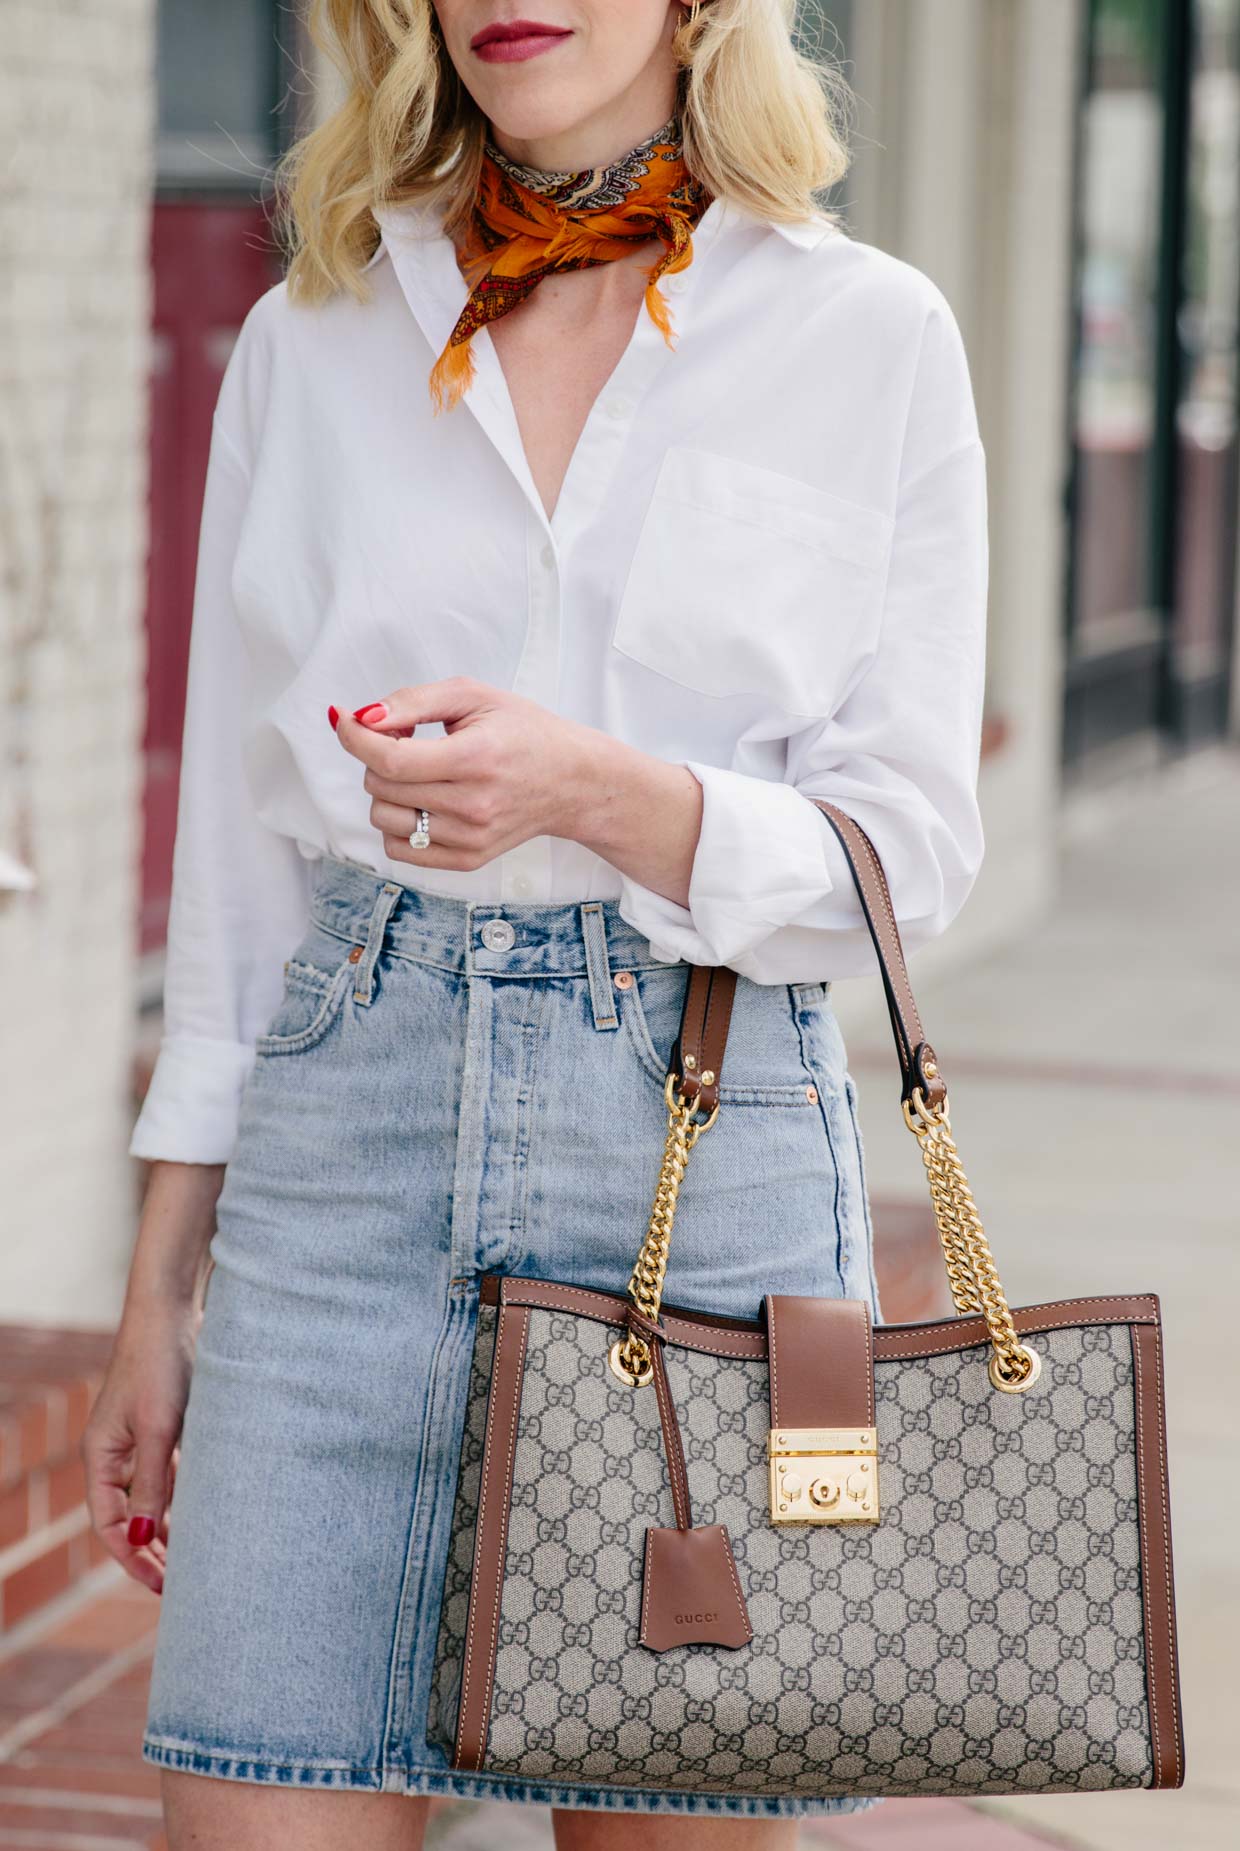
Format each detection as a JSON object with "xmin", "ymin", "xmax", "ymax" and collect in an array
[{"xmin": 140, "ymin": 204, "xmax": 282, "ymax": 956}]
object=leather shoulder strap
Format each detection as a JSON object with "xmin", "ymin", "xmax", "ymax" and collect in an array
[{"xmin": 671, "ymin": 801, "xmax": 947, "ymax": 1114}]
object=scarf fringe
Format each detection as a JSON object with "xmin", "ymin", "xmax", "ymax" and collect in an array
[{"xmin": 428, "ymin": 339, "xmax": 477, "ymax": 417}]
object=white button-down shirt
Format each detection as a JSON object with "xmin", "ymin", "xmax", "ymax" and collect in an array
[{"xmin": 128, "ymin": 194, "xmax": 988, "ymax": 1163}]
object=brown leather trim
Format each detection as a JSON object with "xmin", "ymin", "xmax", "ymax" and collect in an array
[
  {"xmin": 494, "ymin": 1276, "xmax": 1160, "ymax": 1361},
  {"xmin": 765, "ymin": 1296, "xmax": 874, "ymax": 1429},
  {"xmin": 650, "ymin": 1337, "xmax": 693, "ymax": 1531},
  {"xmin": 640, "ymin": 1523, "xmax": 752, "ymax": 1652},
  {"xmin": 1131, "ymin": 1322, "xmax": 1185, "ymax": 1788},
  {"xmin": 810, "ymin": 800, "xmax": 947, "ymax": 1111},
  {"xmin": 452, "ymin": 1301, "xmax": 530, "ymax": 1773},
  {"xmin": 672, "ymin": 966, "xmax": 738, "ymax": 1114}
]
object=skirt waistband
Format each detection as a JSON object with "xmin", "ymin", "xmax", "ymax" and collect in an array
[{"xmin": 307, "ymin": 853, "xmax": 680, "ymax": 981}]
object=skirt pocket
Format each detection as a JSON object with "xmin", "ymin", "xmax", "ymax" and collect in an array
[
  {"xmin": 254, "ymin": 919, "xmax": 358, "ymax": 1056},
  {"xmin": 619, "ymin": 963, "xmax": 825, "ymax": 1107}
]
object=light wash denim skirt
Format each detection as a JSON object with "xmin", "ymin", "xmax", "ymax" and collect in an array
[{"xmin": 141, "ymin": 852, "xmax": 882, "ymax": 1819}]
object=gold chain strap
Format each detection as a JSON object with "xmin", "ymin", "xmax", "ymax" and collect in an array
[
  {"xmin": 612, "ymin": 1062, "xmax": 1041, "ymax": 1394},
  {"xmin": 612, "ymin": 1071, "xmax": 719, "ymax": 1384},
  {"xmin": 903, "ymin": 1085, "xmax": 1040, "ymax": 1391}
]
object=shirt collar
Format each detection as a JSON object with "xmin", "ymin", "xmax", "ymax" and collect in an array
[
  {"xmin": 366, "ymin": 192, "xmax": 835, "ymax": 270},
  {"xmin": 766, "ymin": 210, "xmax": 836, "ymax": 251}
]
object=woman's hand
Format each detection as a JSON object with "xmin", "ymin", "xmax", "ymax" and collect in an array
[
  {"xmin": 331, "ymin": 678, "xmax": 597, "ymax": 870},
  {"xmin": 81, "ymin": 1297, "xmax": 199, "ymax": 1595},
  {"xmin": 82, "ymin": 1159, "xmax": 222, "ymax": 1594},
  {"xmin": 330, "ymin": 678, "xmax": 704, "ymax": 906}
]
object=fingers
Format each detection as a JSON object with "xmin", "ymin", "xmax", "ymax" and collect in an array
[
  {"xmin": 334, "ymin": 710, "xmax": 461, "ymax": 783},
  {"xmin": 361, "ymin": 773, "xmax": 465, "ymax": 812},
  {"xmin": 376, "ymin": 812, "xmax": 499, "ymax": 872},
  {"xmin": 81, "ymin": 1408, "xmax": 177, "ymax": 1596},
  {"xmin": 367, "ymin": 796, "xmax": 457, "ymax": 839},
  {"xmin": 351, "ymin": 677, "xmax": 496, "ymax": 735},
  {"xmin": 331, "ymin": 679, "xmax": 497, "ymax": 779}
]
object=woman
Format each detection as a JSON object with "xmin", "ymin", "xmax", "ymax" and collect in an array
[{"xmin": 85, "ymin": 1, "xmax": 987, "ymax": 1845}]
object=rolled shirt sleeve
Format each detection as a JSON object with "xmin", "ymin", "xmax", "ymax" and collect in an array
[
  {"xmin": 616, "ymin": 290, "xmax": 988, "ymax": 981},
  {"xmin": 128, "ymin": 399, "xmax": 315, "ymax": 1164}
]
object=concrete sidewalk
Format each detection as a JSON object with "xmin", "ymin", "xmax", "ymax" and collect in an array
[{"xmin": 832, "ymin": 744, "xmax": 1240, "ymax": 1851}]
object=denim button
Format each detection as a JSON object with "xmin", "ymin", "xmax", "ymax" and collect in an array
[{"xmin": 481, "ymin": 917, "xmax": 516, "ymax": 952}]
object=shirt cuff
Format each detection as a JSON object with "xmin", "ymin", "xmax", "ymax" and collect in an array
[
  {"xmin": 127, "ymin": 1035, "xmax": 258, "ymax": 1164},
  {"xmin": 615, "ymin": 760, "xmax": 837, "ymax": 969}
]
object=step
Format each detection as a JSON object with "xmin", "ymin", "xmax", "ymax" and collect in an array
[{"xmin": 0, "ymin": 1326, "xmax": 117, "ymax": 1639}]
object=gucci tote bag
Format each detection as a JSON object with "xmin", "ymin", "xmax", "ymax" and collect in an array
[{"xmin": 427, "ymin": 801, "xmax": 1184, "ymax": 1801}]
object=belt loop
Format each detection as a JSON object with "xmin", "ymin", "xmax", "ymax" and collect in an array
[
  {"xmin": 354, "ymin": 881, "xmax": 404, "ymax": 1005},
  {"xmin": 580, "ymin": 902, "xmax": 619, "ymax": 1031}
]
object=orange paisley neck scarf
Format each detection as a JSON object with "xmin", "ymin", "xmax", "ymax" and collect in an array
[{"xmin": 428, "ymin": 115, "xmax": 713, "ymax": 413}]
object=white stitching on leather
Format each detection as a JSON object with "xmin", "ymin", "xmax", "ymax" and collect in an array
[
  {"xmin": 875, "ymin": 1306, "xmax": 1155, "ymax": 1362},
  {"xmin": 1132, "ymin": 1330, "xmax": 1159, "ymax": 1785},
  {"xmin": 497, "ymin": 1282, "xmax": 1156, "ymax": 1363},
  {"xmin": 454, "ymin": 1303, "xmax": 527, "ymax": 1770},
  {"xmin": 815, "ymin": 802, "xmax": 921, "ymax": 1064},
  {"xmin": 863, "ymin": 1302, "xmax": 874, "ymax": 1426},
  {"xmin": 652, "ymin": 1352, "xmax": 689, "ymax": 1532},
  {"xmin": 476, "ymin": 1305, "xmax": 527, "ymax": 1772},
  {"xmin": 639, "ymin": 1532, "xmax": 654, "ymax": 1644},
  {"xmin": 718, "ymin": 1528, "xmax": 751, "ymax": 1636},
  {"xmin": 1153, "ymin": 1328, "xmax": 1182, "ymax": 1786},
  {"xmin": 767, "ymin": 1298, "xmax": 781, "ymax": 1428},
  {"xmin": 1136, "ymin": 1325, "xmax": 1182, "ymax": 1786}
]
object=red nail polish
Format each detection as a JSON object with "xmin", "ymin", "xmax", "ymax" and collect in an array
[
  {"xmin": 354, "ymin": 702, "xmax": 386, "ymax": 723},
  {"xmin": 327, "ymin": 704, "xmax": 340, "ymax": 730},
  {"xmin": 128, "ymin": 1514, "xmax": 156, "ymax": 1546}
]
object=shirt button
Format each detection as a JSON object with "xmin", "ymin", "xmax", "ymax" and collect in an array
[
  {"xmin": 511, "ymin": 874, "xmax": 534, "ymax": 898},
  {"xmin": 480, "ymin": 917, "xmax": 516, "ymax": 952},
  {"xmin": 539, "ymin": 543, "xmax": 554, "ymax": 569},
  {"xmin": 663, "ymin": 272, "xmax": 689, "ymax": 295},
  {"xmin": 605, "ymin": 395, "xmax": 632, "ymax": 421}
]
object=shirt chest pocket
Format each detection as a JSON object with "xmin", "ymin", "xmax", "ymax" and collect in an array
[{"xmin": 611, "ymin": 446, "xmax": 893, "ymax": 718}]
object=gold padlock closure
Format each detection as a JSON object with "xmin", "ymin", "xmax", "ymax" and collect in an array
[{"xmin": 768, "ymin": 1428, "xmax": 880, "ymax": 1525}]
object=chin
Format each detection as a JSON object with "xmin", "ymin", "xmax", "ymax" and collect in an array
[{"xmin": 478, "ymin": 88, "xmax": 595, "ymax": 147}]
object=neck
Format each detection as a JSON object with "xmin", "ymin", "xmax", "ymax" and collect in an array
[{"xmin": 486, "ymin": 100, "xmax": 681, "ymax": 179}]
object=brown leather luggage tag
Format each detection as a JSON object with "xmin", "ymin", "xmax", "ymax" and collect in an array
[
  {"xmin": 639, "ymin": 1523, "xmax": 753, "ymax": 1652},
  {"xmin": 634, "ymin": 1319, "xmax": 753, "ymax": 1652}
]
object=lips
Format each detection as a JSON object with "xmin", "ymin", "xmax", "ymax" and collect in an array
[{"xmin": 470, "ymin": 17, "xmax": 571, "ymax": 50}]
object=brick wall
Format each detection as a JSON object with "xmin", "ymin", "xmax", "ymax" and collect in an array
[{"xmin": 0, "ymin": 1, "xmax": 156, "ymax": 1324}]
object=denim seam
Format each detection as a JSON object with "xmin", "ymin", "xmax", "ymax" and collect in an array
[
  {"xmin": 308, "ymin": 904, "xmax": 671, "ymax": 983},
  {"xmin": 580, "ymin": 901, "xmax": 619, "ymax": 1030},
  {"xmin": 381, "ymin": 1291, "xmax": 470, "ymax": 1776},
  {"xmin": 310, "ymin": 934, "xmax": 671, "ymax": 985},
  {"xmin": 353, "ymin": 882, "xmax": 405, "ymax": 1005},
  {"xmin": 509, "ymin": 980, "xmax": 550, "ymax": 1252},
  {"xmin": 254, "ymin": 960, "xmax": 354, "ymax": 1056},
  {"xmin": 843, "ymin": 1075, "xmax": 883, "ymax": 1316},
  {"xmin": 792, "ymin": 1002, "xmax": 847, "ymax": 1280},
  {"xmin": 139, "ymin": 1736, "xmax": 882, "ymax": 1816},
  {"xmin": 622, "ymin": 978, "xmax": 818, "ymax": 1107}
]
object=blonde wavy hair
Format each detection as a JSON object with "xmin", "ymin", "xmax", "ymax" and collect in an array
[{"xmin": 278, "ymin": 0, "xmax": 852, "ymax": 303}]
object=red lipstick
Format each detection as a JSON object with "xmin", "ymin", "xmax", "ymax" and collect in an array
[{"xmin": 470, "ymin": 17, "xmax": 572, "ymax": 63}]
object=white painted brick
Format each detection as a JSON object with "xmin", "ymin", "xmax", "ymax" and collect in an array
[{"xmin": 1, "ymin": 0, "xmax": 157, "ymax": 1325}]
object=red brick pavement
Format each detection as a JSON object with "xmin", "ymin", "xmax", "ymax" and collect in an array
[{"xmin": 0, "ymin": 1576, "xmax": 1071, "ymax": 1851}]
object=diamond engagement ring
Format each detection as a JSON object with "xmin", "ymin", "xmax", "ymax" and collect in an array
[{"xmin": 409, "ymin": 810, "xmax": 431, "ymax": 850}]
